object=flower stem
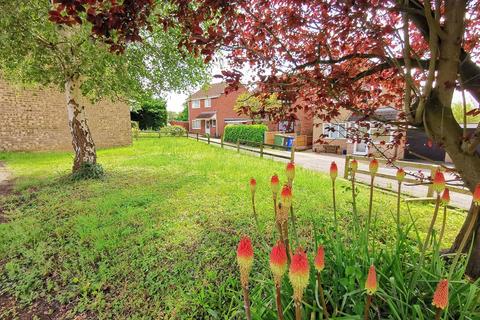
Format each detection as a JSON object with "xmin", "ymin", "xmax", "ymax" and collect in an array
[
  {"xmin": 364, "ymin": 294, "xmax": 372, "ymax": 320},
  {"xmin": 316, "ymin": 272, "xmax": 329, "ymax": 319},
  {"xmin": 332, "ymin": 180, "xmax": 338, "ymax": 234},
  {"xmin": 242, "ymin": 284, "xmax": 252, "ymax": 320},
  {"xmin": 396, "ymin": 182, "xmax": 402, "ymax": 235},
  {"xmin": 437, "ymin": 206, "xmax": 447, "ymax": 251},
  {"xmin": 251, "ymin": 193, "xmax": 260, "ymax": 231},
  {"xmin": 294, "ymin": 298, "xmax": 302, "ymax": 320},
  {"xmin": 275, "ymin": 282, "xmax": 284, "ymax": 320},
  {"xmin": 351, "ymin": 174, "xmax": 358, "ymax": 233},
  {"xmin": 434, "ymin": 308, "xmax": 442, "ymax": 320},
  {"xmin": 422, "ymin": 194, "xmax": 441, "ymax": 254}
]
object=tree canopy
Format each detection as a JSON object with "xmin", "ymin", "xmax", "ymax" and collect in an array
[{"xmin": 131, "ymin": 97, "xmax": 168, "ymax": 130}]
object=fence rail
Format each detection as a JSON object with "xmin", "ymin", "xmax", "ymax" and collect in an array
[{"xmin": 344, "ymin": 155, "xmax": 470, "ymax": 197}]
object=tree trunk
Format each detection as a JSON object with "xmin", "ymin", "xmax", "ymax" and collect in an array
[
  {"xmin": 424, "ymin": 93, "xmax": 480, "ymax": 279},
  {"xmin": 65, "ymin": 76, "xmax": 97, "ymax": 172}
]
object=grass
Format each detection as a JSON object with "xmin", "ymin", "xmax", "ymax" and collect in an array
[{"xmin": 0, "ymin": 138, "xmax": 470, "ymax": 319}]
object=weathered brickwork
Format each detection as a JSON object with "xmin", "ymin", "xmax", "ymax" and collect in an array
[{"xmin": 0, "ymin": 79, "xmax": 132, "ymax": 151}]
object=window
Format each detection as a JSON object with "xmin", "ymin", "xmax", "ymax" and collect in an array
[
  {"xmin": 323, "ymin": 123, "xmax": 347, "ymax": 139},
  {"xmin": 205, "ymin": 98, "xmax": 211, "ymax": 108},
  {"xmin": 211, "ymin": 119, "xmax": 216, "ymax": 128},
  {"xmin": 192, "ymin": 120, "xmax": 201, "ymax": 129},
  {"xmin": 192, "ymin": 100, "xmax": 200, "ymax": 109}
]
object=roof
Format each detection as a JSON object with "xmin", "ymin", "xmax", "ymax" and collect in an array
[
  {"xmin": 189, "ymin": 83, "xmax": 229, "ymax": 100},
  {"xmin": 348, "ymin": 107, "xmax": 398, "ymax": 122},
  {"xmin": 195, "ymin": 111, "xmax": 216, "ymax": 120}
]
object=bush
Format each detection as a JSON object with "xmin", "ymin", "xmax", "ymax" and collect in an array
[
  {"xmin": 70, "ymin": 162, "xmax": 104, "ymax": 180},
  {"xmin": 223, "ymin": 124, "xmax": 268, "ymax": 144},
  {"xmin": 159, "ymin": 125, "xmax": 187, "ymax": 137}
]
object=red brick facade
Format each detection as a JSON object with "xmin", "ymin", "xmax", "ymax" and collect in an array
[{"xmin": 188, "ymin": 83, "xmax": 249, "ymax": 137}]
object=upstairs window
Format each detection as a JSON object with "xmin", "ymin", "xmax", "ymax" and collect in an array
[
  {"xmin": 192, "ymin": 100, "xmax": 200, "ymax": 109},
  {"xmin": 205, "ymin": 98, "xmax": 212, "ymax": 108},
  {"xmin": 323, "ymin": 123, "xmax": 347, "ymax": 139}
]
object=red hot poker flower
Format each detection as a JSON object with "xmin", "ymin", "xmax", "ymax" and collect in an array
[
  {"xmin": 286, "ymin": 162, "xmax": 295, "ymax": 181},
  {"xmin": 314, "ymin": 245, "xmax": 325, "ymax": 272},
  {"xmin": 473, "ymin": 183, "xmax": 480, "ymax": 206},
  {"xmin": 432, "ymin": 279, "xmax": 449, "ymax": 310},
  {"xmin": 350, "ymin": 159, "xmax": 358, "ymax": 173},
  {"xmin": 396, "ymin": 168, "xmax": 406, "ymax": 182},
  {"xmin": 330, "ymin": 162, "xmax": 338, "ymax": 181},
  {"xmin": 369, "ymin": 159, "xmax": 379, "ymax": 176},
  {"xmin": 441, "ymin": 188, "xmax": 450, "ymax": 205},
  {"xmin": 269, "ymin": 241, "xmax": 287, "ymax": 282},
  {"xmin": 281, "ymin": 185, "xmax": 292, "ymax": 208},
  {"xmin": 289, "ymin": 248, "xmax": 310, "ymax": 301},
  {"xmin": 365, "ymin": 264, "xmax": 378, "ymax": 295},
  {"xmin": 432, "ymin": 170, "xmax": 446, "ymax": 194},
  {"xmin": 237, "ymin": 236, "xmax": 254, "ymax": 285},
  {"xmin": 249, "ymin": 178, "xmax": 256, "ymax": 194},
  {"xmin": 271, "ymin": 174, "xmax": 280, "ymax": 195}
]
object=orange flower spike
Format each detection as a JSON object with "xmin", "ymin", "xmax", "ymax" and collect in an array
[
  {"xmin": 441, "ymin": 188, "xmax": 450, "ymax": 206},
  {"xmin": 237, "ymin": 236, "xmax": 254, "ymax": 286},
  {"xmin": 473, "ymin": 183, "xmax": 480, "ymax": 206},
  {"xmin": 396, "ymin": 168, "xmax": 406, "ymax": 182},
  {"xmin": 271, "ymin": 174, "xmax": 280, "ymax": 195},
  {"xmin": 369, "ymin": 159, "xmax": 379, "ymax": 176},
  {"xmin": 269, "ymin": 241, "xmax": 288, "ymax": 282},
  {"xmin": 432, "ymin": 170, "xmax": 446, "ymax": 194},
  {"xmin": 249, "ymin": 178, "xmax": 256, "ymax": 195},
  {"xmin": 314, "ymin": 245, "xmax": 325, "ymax": 272},
  {"xmin": 365, "ymin": 265, "xmax": 378, "ymax": 295},
  {"xmin": 432, "ymin": 279, "xmax": 449, "ymax": 310},
  {"xmin": 281, "ymin": 185, "xmax": 293, "ymax": 209},
  {"xmin": 330, "ymin": 162, "xmax": 338, "ymax": 181},
  {"xmin": 286, "ymin": 162, "xmax": 295, "ymax": 181},
  {"xmin": 289, "ymin": 248, "xmax": 310, "ymax": 301},
  {"xmin": 350, "ymin": 159, "xmax": 358, "ymax": 173}
]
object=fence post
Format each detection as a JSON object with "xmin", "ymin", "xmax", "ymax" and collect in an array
[
  {"xmin": 185, "ymin": 130, "xmax": 188, "ymax": 138},
  {"xmin": 344, "ymin": 155, "xmax": 351, "ymax": 179},
  {"xmin": 237, "ymin": 139, "xmax": 240, "ymax": 153},
  {"xmin": 426, "ymin": 166, "xmax": 438, "ymax": 197},
  {"xmin": 260, "ymin": 141, "xmax": 264, "ymax": 158},
  {"xmin": 290, "ymin": 139, "xmax": 296, "ymax": 162},
  {"xmin": 221, "ymin": 135, "xmax": 224, "ymax": 148},
  {"xmin": 207, "ymin": 134, "xmax": 210, "ymax": 144},
  {"xmin": 196, "ymin": 133, "xmax": 199, "ymax": 141}
]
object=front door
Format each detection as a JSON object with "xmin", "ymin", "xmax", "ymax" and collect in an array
[
  {"xmin": 205, "ymin": 120, "xmax": 210, "ymax": 136},
  {"xmin": 353, "ymin": 141, "xmax": 368, "ymax": 155}
]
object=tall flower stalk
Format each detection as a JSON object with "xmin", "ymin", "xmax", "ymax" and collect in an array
[
  {"xmin": 249, "ymin": 178, "xmax": 259, "ymax": 230},
  {"xmin": 314, "ymin": 245, "xmax": 329, "ymax": 319},
  {"xmin": 367, "ymin": 159, "xmax": 378, "ymax": 253},
  {"xmin": 437, "ymin": 188, "xmax": 450, "ymax": 250},
  {"xmin": 237, "ymin": 237, "xmax": 254, "ymax": 320},
  {"xmin": 280, "ymin": 185, "xmax": 293, "ymax": 258},
  {"xmin": 330, "ymin": 161, "xmax": 338, "ymax": 233},
  {"xmin": 286, "ymin": 162, "xmax": 299, "ymax": 246},
  {"xmin": 270, "ymin": 242, "xmax": 287, "ymax": 320},
  {"xmin": 395, "ymin": 168, "xmax": 406, "ymax": 234},
  {"xmin": 422, "ymin": 170, "xmax": 445, "ymax": 253},
  {"xmin": 289, "ymin": 248, "xmax": 309, "ymax": 320},
  {"xmin": 350, "ymin": 159, "xmax": 359, "ymax": 229},
  {"xmin": 364, "ymin": 264, "xmax": 377, "ymax": 320},
  {"xmin": 432, "ymin": 279, "xmax": 449, "ymax": 320},
  {"xmin": 271, "ymin": 174, "xmax": 282, "ymax": 239}
]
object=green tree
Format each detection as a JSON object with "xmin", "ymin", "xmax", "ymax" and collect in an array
[
  {"xmin": 131, "ymin": 98, "xmax": 168, "ymax": 130},
  {"xmin": 0, "ymin": 0, "xmax": 206, "ymax": 172},
  {"xmin": 234, "ymin": 92, "xmax": 284, "ymax": 122},
  {"xmin": 176, "ymin": 102, "xmax": 189, "ymax": 121}
]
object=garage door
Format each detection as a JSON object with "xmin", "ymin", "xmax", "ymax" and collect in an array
[{"xmin": 404, "ymin": 129, "xmax": 446, "ymax": 161}]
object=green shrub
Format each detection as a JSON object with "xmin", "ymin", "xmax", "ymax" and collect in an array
[
  {"xmin": 159, "ymin": 125, "xmax": 187, "ymax": 137},
  {"xmin": 70, "ymin": 162, "xmax": 104, "ymax": 180},
  {"xmin": 223, "ymin": 124, "xmax": 268, "ymax": 144}
]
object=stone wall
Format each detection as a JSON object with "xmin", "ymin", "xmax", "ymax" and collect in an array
[{"xmin": 0, "ymin": 79, "xmax": 132, "ymax": 152}]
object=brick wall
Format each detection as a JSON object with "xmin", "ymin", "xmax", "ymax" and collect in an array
[{"xmin": 0, "ymin": 79, "xmax": 132, "ymax": 152}]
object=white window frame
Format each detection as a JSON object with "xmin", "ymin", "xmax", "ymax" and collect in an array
[
  {"xmin": 192, "ymin": 100, "xmax": 200, "ymax": 109},
  {"xmin": 205, "ymin": 98, "xmax": 212, "ymax": 108},
  {"xmin": 192, "ymin": 120, "xmax": 201, "ymax": 129},
  {"xmin": 323, "ymin": 123, "xmax": 348, "ymax": 139}
]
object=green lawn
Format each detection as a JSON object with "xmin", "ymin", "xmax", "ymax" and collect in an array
[{"xmin": 0, "ymin": 138, "xmax": 467, "ymax": 319}]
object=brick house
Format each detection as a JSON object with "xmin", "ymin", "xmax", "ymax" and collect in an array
[
  {"xmin": 0, "ymin": 79, "xmax": 132, "ymax": 152},
  {"xmin": 188, "ymin": 83, "xmax": 250, "ymax": 137}
]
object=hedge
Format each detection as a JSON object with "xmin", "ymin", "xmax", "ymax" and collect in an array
[
  {"xmin": 223, "ymin": 124, "xmax": 268, "ymax": 144},
  {"xmin": 159, "ymin": 125, "xmax": 187, "ymax": 136}
]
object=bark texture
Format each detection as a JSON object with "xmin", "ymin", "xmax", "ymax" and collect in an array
[{"xmin": 65, "ymin": 76, "xmax": 97, "ymax": 172}]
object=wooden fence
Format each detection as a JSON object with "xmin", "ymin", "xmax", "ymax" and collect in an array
[{"xmin": 344, "ymin": 155, "xmax": 470, "ymax": 198}]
